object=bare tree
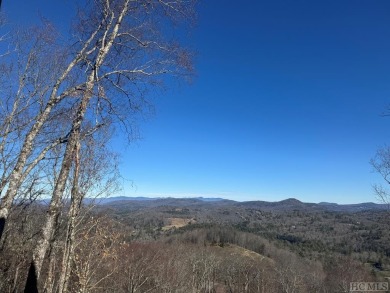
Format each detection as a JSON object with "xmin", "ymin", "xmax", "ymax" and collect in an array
[
  {"xmin": 30, "ymin": 0, "xmax": 195, "ymax": 284},
  {"xmin": 0, "ymin": 22, "xmax": 83, "ymax": 240},
  {"xmin": 69, "ymin": 215, "xmax": 122, "ymax": 293},
  {"xmin": 0, "ymin": 0, "xmax": 196, "ymax": 290},
  {"xmin": 371, "ymin": 146, "xmax": 390, "ymax": 209},
  {"xmin": 57, "ymin": 127, "xmax": 119, "ymax": 293},
  {"xmin": 0, "ymin": 1, "xmax": 198, "ymax": 291},
  {"xmin": 0, "ymin": 0, "xmax": 195, "ymax": 237}
]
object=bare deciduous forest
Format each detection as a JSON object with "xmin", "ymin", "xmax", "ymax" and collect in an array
[
  {"xmin": 0, "ymin": 1, "xmax": 389, "ymax": 292},
  {"xmin": 1, "ymin": 196, "xmax": 390, "ymax": 292}
]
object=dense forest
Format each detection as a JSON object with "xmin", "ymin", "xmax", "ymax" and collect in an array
[{"xmin": 1, "ymin": 197, "xmax": 389, "ymax": 292}]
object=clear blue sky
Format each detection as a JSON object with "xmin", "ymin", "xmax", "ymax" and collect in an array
[{"xmin": 4, "ymin": 1, "xmax": 390, "ymax": 203}]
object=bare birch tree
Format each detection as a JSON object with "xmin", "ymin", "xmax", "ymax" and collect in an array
[
  {"xmin": 0, "ymin": 22, "xmax": 84, "ymax": 240},
  {"xmin": 57, "ymin": 126, "xmax": 119, "ymax": 293},
  {"xmin": 0, "ymin": 0, "xmax": 196, "ymax": 291},
  {"xmin": 0, "ymin": 0, "xmax": 195, "ymax": 237},
  {"xmin": 371, "ymin": 146, "xmax": 390, "ymax": 209}
]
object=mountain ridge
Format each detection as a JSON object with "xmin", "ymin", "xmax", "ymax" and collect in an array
[{"xmin": 86, "ymin": 196, "xmax": 388, "ymax": 212}]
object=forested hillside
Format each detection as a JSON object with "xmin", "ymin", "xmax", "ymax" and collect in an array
[{"xmin": 1, "ymin": 197, "xmax": 389, "ymax": 292}]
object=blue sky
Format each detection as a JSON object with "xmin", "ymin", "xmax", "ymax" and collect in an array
[{"xmin": 4, "ymin": 1, "xmax": 390, "ymax": 203}]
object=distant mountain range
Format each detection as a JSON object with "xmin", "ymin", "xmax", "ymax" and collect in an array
[{"xmin": 80, "ymin": 196, "xmax": 388, "ymax": 212}]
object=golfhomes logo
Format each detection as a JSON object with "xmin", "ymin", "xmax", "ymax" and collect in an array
[{"xmin": 350, "ymin": 282, "xmax": 389, "ymax": 292}]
